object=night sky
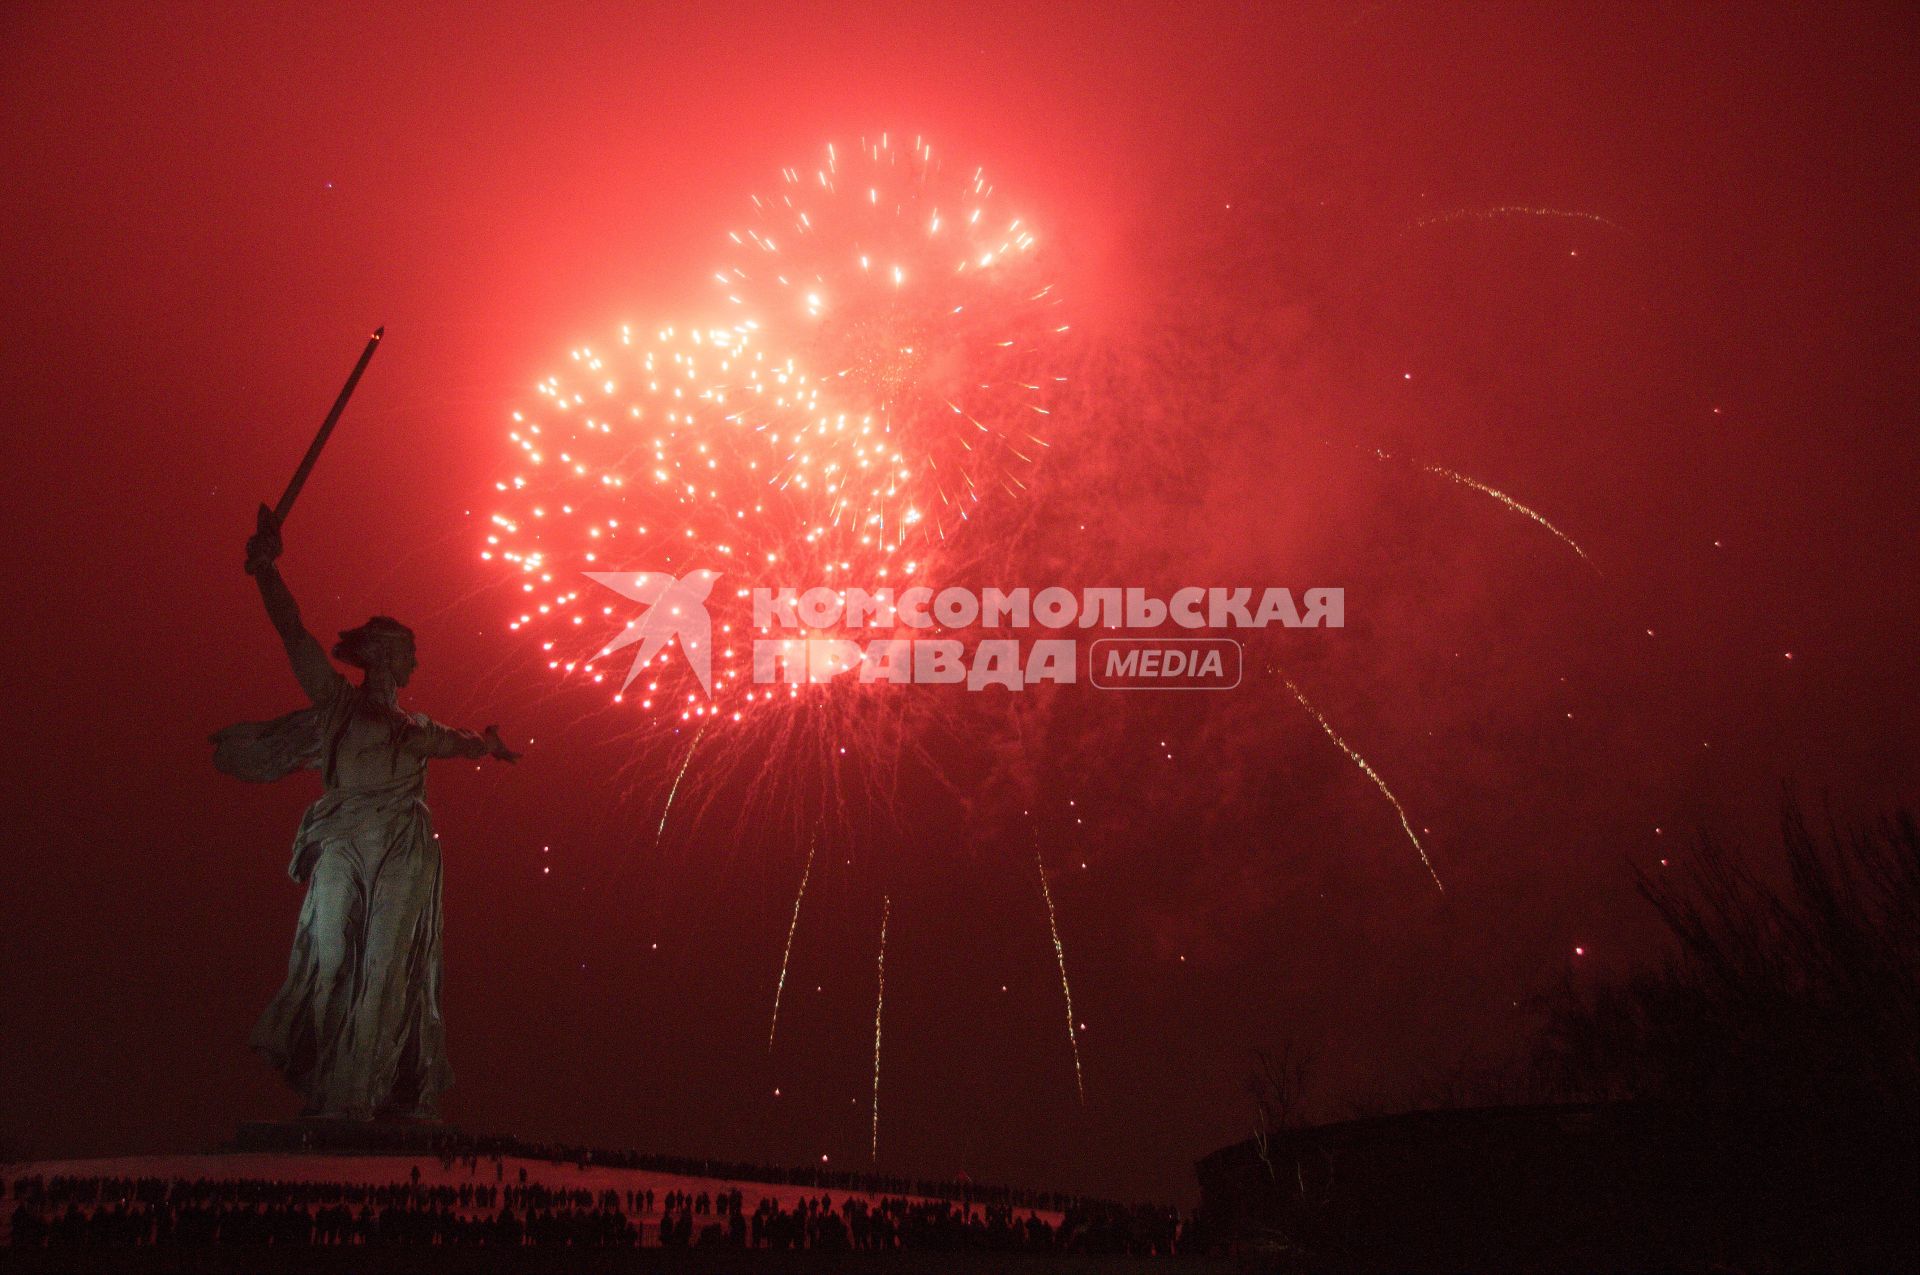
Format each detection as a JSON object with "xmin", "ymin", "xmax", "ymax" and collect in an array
[{"xmin": 2, "ymin": 3, "xmax": 1916, "ymax": 1204}]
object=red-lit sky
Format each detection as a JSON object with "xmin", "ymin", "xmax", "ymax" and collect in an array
[{"xmin": 2, "ymin": 3, "xmax": 1916, "ymax": 1202}]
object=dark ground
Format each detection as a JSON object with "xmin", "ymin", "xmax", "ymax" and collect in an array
[{"xmin": 0, "ymin": 1254, "xmax": 1226, "ymax": 1275}]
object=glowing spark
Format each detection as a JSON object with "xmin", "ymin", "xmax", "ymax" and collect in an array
[
  {"xmin": 1367, "ymin": 447, "xmax": 1594, "ymax": 571},
  {"xmin": 1410, "ymin": 206, "xmax": 1623, "ymax": 232},
  {"xmin": 1283, "ymin": 676, "xmax": 1445, "ymax": 892},
  {"xmin": 655, "ymin": 720, "xmax": 707, "ymax": 846},
  {"xmin": 768, "ymin": 828, "xmax": 817, "ymax": 1050},
  {"xmin": 488, "ymin": 320, "xmax": 947, "ymax": 839},
  {"xmin": 1035, "ymin": 849, "xmax": 1086, "ymax": 1104},
  {"xmin": 871, "ymin": 895, "xmax": 889, "ymax": 1162},
  {"xmin": 1420, "ymin": 464, "xmax": 1597, "ymax": 571},
  {"xmin": 723, "ymin": 136, "xmax": 1063, "ymax": 543}
]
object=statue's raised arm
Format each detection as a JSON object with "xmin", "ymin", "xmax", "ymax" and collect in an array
[{"xmin": 245, "ymin": 503, "xmax": 341, "ymax": 704}]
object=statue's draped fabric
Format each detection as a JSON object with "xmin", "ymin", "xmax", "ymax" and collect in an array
[
  {"xmin": 217, "ymin": 675, "xmax": 476, "ymax": 1119},
  {"xmin": 210, "ymin": 706, "xmax": 320, "ymax": 783}
]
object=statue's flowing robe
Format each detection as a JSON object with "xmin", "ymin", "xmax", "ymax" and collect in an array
[{"xmin": 213, "ymin": 676, "xmax": 477, "ymax": 1119}]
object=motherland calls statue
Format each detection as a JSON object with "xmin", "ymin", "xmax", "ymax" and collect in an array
[{"xmin": 212, "ymin": 506, "xmax": 520, "ymax": 1121}]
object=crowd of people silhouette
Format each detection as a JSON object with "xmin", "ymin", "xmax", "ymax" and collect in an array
[{"xmin": 7, "ymin": 1168, "xmax": 1189, "ymax": 1255}]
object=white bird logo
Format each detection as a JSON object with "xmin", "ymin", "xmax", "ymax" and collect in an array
[{"xmin": 585, "ymin": 569, "xmax": 722, "ymax": 696}]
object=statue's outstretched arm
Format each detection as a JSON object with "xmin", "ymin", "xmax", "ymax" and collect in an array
[
  {"xmin": 246, "ymin": 504, "xmax": 340, "ymax": 704},
  {"xmin": 404, "ymin": 720, "xmax": 522, "ymax": 764}
]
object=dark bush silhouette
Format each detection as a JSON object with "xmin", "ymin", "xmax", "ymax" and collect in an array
[
  {"xmin": 1533, "ymin": 797, "xmax": 1919, "ymax": 1112},
  {"xmin": 1523, "ymin": 796, "xmax": 1920, "ymax": 1266},
  {"xmin": 1202, "ymin": 798, "xmax": 1920, "ymax": 1271}
]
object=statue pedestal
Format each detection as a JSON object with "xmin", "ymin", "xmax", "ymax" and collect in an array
[{"xmin": 234, "ymin": 1119, "xmax": 463, "ymax": 1156}]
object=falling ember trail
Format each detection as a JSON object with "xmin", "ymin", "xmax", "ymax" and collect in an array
[
  {"xmin": 1282, "ymin": 677, "xmax": 1446, "ymax": 893},
  {"xmin": 768, "ymin": 829, "xmax": 817, "ymax": 1051},
  {"xmin": 1410, "ymin": 206, "xmax": 1624, "ymax": 233},
  {"xmin": 655, "ymin": 721, "xmax": 707, "ymax": 847},
  {"xmin": 871, "ymin": 896, "xmax": 890, "ymax": 1163},
  {"xmin": 1420, "ymin": 463, "xmax": 1598, "ymax": 572},
  {"xmin": 1035, "ymin": 849, "xmax": 1087, "ymax": 1105}
]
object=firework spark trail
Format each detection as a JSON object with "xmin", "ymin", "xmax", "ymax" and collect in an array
[
  {"xmin": 1282, "ymin": 676, "xmax": 1446, "ymax": 893},
  {"xmin": 1035, "ymin": 849, "xmax": 1087, "ymax": 1105},
  {"xmin": 656, "ymin": 720, "xmax": 707, "ymax": 846},
  {"xmin": 486, "ymin": 319, "xmax": 959, "ymax": 841},
  {"xmin": 768, "ymin": 827, "xmax": 817, "ymax": 1051},
  {"xmin": 1410, "ymin": 206, "xmax": 1623, "ymax": 233},
  {"xmin": 871, "ymin": 895, "xmax": 890, "ymax": 1162},
  {"xmin": 1418, "ymin": 462, "xmax": 1598, "ymax": 572},
  {"xmin": 1365, "ymin": 448, "xmax": 1595, "ymax": 571},
  {"xmin": 488, "ymin": 140, "xmax": 1062, "ymax": 845},
  {"xmin": 722, "ymin": 136, "xmax": 1065, "ymax": 545}
]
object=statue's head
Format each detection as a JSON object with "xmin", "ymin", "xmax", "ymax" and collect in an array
[{"xmin": 334, "ymin": 616, "xmax": 417, "ymax": 687}]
